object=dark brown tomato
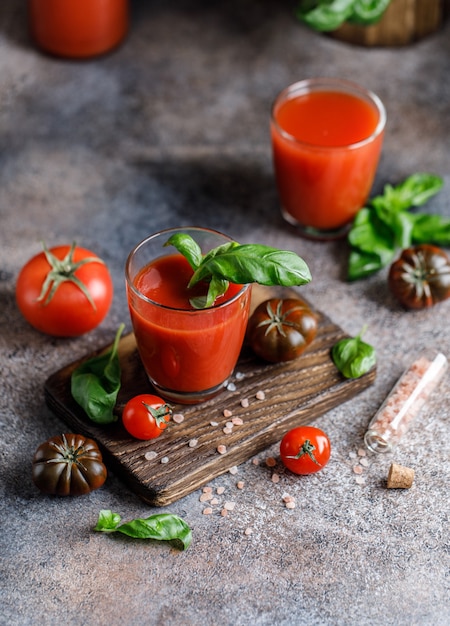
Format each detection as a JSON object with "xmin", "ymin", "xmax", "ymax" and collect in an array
[
  {"xmin": 388, "ymin": 244, "xmax": 450, "ymax": 309},
  {"xmin": 247, "ymin": 298, "xmax": 318, "ymax": 363},
  {"xmin": 32, "ymin": 433, "xmax": 107, "ymax": 496}
]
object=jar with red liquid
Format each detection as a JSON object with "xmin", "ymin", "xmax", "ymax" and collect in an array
[{"xmin": 28, "ymin": 0, "xmax": 129, "ymax": 59}]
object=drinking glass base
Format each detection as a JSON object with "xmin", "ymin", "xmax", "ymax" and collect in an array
[
  {"xmin": 149, "ymin": 378, "xmax": 226, "ymax": 405},
  {"xmin": 281, "ymin": 207, "xmax": 352, "ymax": 241}
]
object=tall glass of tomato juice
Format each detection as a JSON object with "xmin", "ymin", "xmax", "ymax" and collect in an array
[
  {"xmin": 125, "ymin": 228, "xmax": 251, "ymax": 405},
  {"xmin": 28, "ymin": 0, "xmax": 128, "ymax": 59},
  {"xmin": 271, "ymin": 78, "xmax": 386, "ymax": 240}
]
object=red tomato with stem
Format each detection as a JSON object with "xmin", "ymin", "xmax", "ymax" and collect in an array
[
  {"xmin": 122, "ymin": 394, "xmax": 172, "ymax": 440},
  {"xmin": 16, "ymin": 242, "xmax": 113, "ymax": 337},
  {"xmin": 280, "ymin": 426, "xmax": 331, "ymax": 475}
]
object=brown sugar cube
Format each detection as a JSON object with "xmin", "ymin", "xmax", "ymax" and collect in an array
[{"xmin": 387, "ymin": 463, "xmax": 415, "ymax": 489}]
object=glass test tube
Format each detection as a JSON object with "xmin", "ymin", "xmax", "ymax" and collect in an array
[{"xmin": 364, "ymin": 350, "xmax": 448, "ymax": 454}]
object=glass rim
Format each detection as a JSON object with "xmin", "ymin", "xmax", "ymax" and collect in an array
[
  {"xmin": 271, "ymin": 77, "xmax": 387, "ymax": 151},
  {"xmin": 125, "ymin": 226, "xmax": 251, "ymax": 313}
]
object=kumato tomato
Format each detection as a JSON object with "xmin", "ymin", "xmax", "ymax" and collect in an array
[
  {"xmin": 16, "ymin": 242, "xmax": 113, "ymax": 337},
  {"xmin": 32, "ymin": 433, "xmax": 107, "ymax": 496},
  {"xmin": 388, "ymin": 244, "xmax": 450, "ymax": 310},
  {"xmin": 122, "ymin": 394, "xmax": 172, "ymax": 440},
  {"xmin": 247, "ymin": 298, "xmax": 318, "ymax": 362},
  {"xmin": 280, "ymin": 426, "xmax": 331, "ymax": 475}
]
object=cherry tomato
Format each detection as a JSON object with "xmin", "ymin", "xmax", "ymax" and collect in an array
[
  {"xmin": 16, "ymin": 242, "xmax": 113, "ymax": 337},
  {"xmin": 388, "ymin": 244, "xmax": 450, "ymax": 310},
  {"xmin": 122, "ymin": 394, "xmax": 172, "ymax": 440},
  {"xmin": 247, "ymin": 298, "xmax": 318, "ymax": 363},
  {"xmin": 280, "ymin": 426, "xmax": 331, "ymax": 475}
]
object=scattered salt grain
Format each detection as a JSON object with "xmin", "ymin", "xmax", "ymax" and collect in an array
[
  {"xmin": 220, "ymin": 509, "xmax": 228, "ymax": 517},
  {"xmin": 353, "ymin": 465, "xmax": 363, "ymax": 474},
  {"xmin": 161, "ymin": 456, "xmax": 169, "ymax": 464},
  {"xmin": 357, "ymin": 448, "xmax": 367, "ymax": 457},
  {"xmin": 272, "ymin": 473, "xmax": 280, "ymax": 484},
  {"xmin": 229, "ymin": 466, "xmax": 238, "ymax": 475},
  {"xmin": 211, "ymin": 498, "xmax": 219, "ymax": 505},
  {"xmin": 172, "ymin": 413, "xmax": 185, "ymax": 424},
  {"xmin": 360, "ymin": 457, "xmax": 370, "ymax": 467},
  {"xmin": 224, "ymin": 501, "xmax": 236, "ymax": 511},
  {"xmin": 227, "ymin": 382, "xmax": 237, "ymax": 392},
  {"xmin": 240, "ymin": 398, "xmax": 249, "ymax": 408},
  {"xmin": 188, "ymin": 439, "xmax": 198, "ymax": 448},
  {"xmin": 225, "ymin": 421, "xmax": 234, "ymax": 429},
  {"xmin": 217, "ymin": 445, "xmax": 227, "ymax": 455},
  {"xmin": 235, "ymin": 372, "xmax": 245, "ymax": 380},
  {"xmin": 144, "ymin": 451, "xmax": 158, "ymax": 461},
  {"xmin": 232, "ymin": 417, "xmax": 244, "ymax": 426},
  {"xmin": 252, "ymin": 458, "xmax": 260, "ymax": 466},
  {"xmin": 200, "ymin": 493, "xmax": 212, "ymax": 502},
  {"xmin": 282, "ymin": 494, "xmax": 294, "ymax": 503},
  {"xmin": 348, "ymin": 451, "xmax": 357, "ymax": 459},
  {"xmin": 285, "ymin": 501, "xmax": 296, "ymax": 509},
  {"xmin": 266, "ymin": 457, "xmax": 276, "ymax": 468},
  {"xmin": 355, "ymin": 476, "xmax": 366, "ymax": 485},
  {"xmin": 237, "ymin": 481, "xmax": 245, "ymax": 489},
  {"xmin": 203, "ymin": 508, "xmax": 213, "ymax": 515},
  {"xmin": 210, "ymin": 421, "xmax": 219, "ymax": 427},
  {"xmin": 244, "ymin": 528, "xmax": 253, "ymax": 536},
  {"xmin": 223, "ymin": 409, "xmax": 233, "ymax": 418},
  {"xmin": 256, "ymin": 390, "xmax": 266, "ymax": 400},
  {"xmin": 203, "ymin": 486, "xmax": 212, "ymax": 493},
  {"xmin": 217, "ymin": 486, "xmax": 225, "ymax": 495},
  {"xmin": 223, "ymin": 427, "xmax": 233, "ymax": 435}
]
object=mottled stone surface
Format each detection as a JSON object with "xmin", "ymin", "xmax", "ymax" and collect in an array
[{"xmin": 1, "ymin": 2, "xmax": 449, "ymax": 625}]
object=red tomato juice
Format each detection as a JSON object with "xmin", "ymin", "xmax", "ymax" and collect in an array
[
  {"xmin": 28, "ymin": 0, "xmax": 128, "ymax": 59},
  {"xmin": 271, "ymin": 89, "xmax": 385, "ymax": 232},
  {"xmin": 127, "ymin": 253, "xmax": 251, "ymax": 398}
]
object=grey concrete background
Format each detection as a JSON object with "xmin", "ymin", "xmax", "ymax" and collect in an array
[{"xmin": 1, "ymin": 1, "xmax": 449, "ymax": 625}]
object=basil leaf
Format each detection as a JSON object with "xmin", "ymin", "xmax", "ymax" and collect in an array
[
  {"xmin": 190, "ymin": 275, "xmax": 230, "ymax": 309},
  {"xmin": 165, "ymin": 233, "xmax": 203, "ymax": 270},
  {"xmin": 190, "ymin": 243, "xmax": 312, "ymax": 288},
  {"xmin": 390, "ymin": 173, "xmax": 444, "ymax": 209},
  {"xmin": 296, "ymin": 0, "xmax": 355, "ymax": 32},
  {"xmin": 347, "ymin": 249, "xmax": 385, "ymax": 281},
  {"xmin": 347, "ymin": 173, "xmax": 444, "ymax": 280},
  {"xmin": 410, "ymin": 213, "xmax": 450, "ymax": 245},
  {"xmin": 348, "ymin": 0, "xmax": 391, "ymax": 25},
  {"xmin": 331, "ymin": 327, "xmax": 376, "ymax": 379},
  {"xmin": 71, "ymin": 324, "xmax": 124, "ymax": 424},
  {"xmin": 94, "ymin": 510, "xmax": 192, "ymax": 551}
]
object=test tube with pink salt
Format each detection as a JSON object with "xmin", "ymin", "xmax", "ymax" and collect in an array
[{"xmin": 364, "ymin": 350, "xmax": 448, "ymax": 454}]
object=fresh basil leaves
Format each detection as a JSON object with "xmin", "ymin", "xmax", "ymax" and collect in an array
[
  {"xmin": 94, "ymin": 510, "xmax": 192, "ymax": 551},
  {"xmin": 296, "ymin": 0, "xmax": 391, "ymax": 32},
  {"xmin": 347, "ymin": 173, "xmax": 446, "ymax": 281},
  {"xmin": 71, "ymin": 324, "xmax": 124, "ymax": 424},
  {"xmin": 165, "ymin": 234, "xmax": 312, "ymax": 309},
  {"xmin": 331, "ymin": 327, "xmax": 376, "ymax": 379}
]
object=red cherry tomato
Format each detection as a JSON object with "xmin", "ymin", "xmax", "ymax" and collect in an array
[
  {"xmin": 16, "ymin": 242, "xmax": 113, "ymax": 337},
  {"xmin": 280, "ymin": 426, "xmax": 331, "ymax": 475},
  {"xmin": 122, "ymin": 394, "xmax": 172, "ymax": 440}
]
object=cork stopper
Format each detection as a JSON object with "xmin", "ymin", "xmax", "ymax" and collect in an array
[{"xmin": 387, "ymin": 463, "xmax": 415, "ymax": 489}]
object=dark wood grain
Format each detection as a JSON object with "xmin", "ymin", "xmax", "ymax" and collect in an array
[{"xmin": 44, "ymin": 286, "xmax": 376, "ymax": 506}]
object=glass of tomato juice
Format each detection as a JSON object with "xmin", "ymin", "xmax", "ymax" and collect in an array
[
  {"xmin": 125, "ymin": 227, "xmax": 252, "ymax": 405},
  {"xmin": 271, "ymin": 77, "xmax": 386, "ymax": 240},
  {"xmin": 28, "ymin": 0, "xmax": 128, "ymax": 59}
]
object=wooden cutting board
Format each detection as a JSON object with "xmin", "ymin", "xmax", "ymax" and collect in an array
[{"xmin": 44, "ymin": 286, "xmax": 375, "ymax": 506}]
